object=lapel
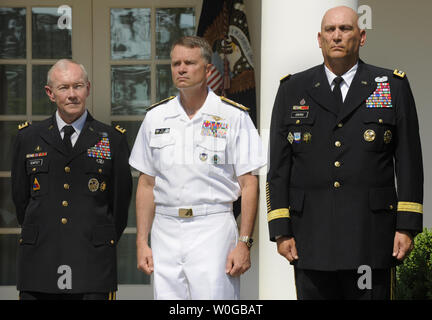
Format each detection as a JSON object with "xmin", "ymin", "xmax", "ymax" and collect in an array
[
  {"xmin": 67, "ymin": 112, "xmax": 100, "ymax": 163},
  {"xmin": 306, "ymin": 64, "xmax": 339, "ymax": 116},
  {"xmin": 39, "ymin": 115, "xmax": 69, "ymax": 156},
  {"xmin": 336, "ymin": 61, "xmax": 376, "ymax": 123}
]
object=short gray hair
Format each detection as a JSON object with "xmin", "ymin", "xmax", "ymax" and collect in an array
[
  {"xmin": 170, "ymin": 36, "xmax": 212, "ymax": 64},
  {"xmin": 47, "ymin": 59, "xmax": 89, "ymax": 86}
]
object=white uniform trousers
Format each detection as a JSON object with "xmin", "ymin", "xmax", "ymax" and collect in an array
[{"xmin": 151, "ymin": 211, "xmax": 240, "ymax": 300}]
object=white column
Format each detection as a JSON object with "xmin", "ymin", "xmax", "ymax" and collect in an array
[{"xmin": 259, "ymin": 0, "xmax": 358, "ymax": 300}]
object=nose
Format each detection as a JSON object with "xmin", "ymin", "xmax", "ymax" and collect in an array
[{"xmin": 333, "ymin": 29, "xmax": 342, "ymax": 42}]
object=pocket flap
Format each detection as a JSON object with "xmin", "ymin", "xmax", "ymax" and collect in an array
[
  {"xmin": 197, "ymin": 136, "xmax": 227, "ymax": 152},
  {"xmin": 289, "ymin": 188, "xmax": 305, "ymax": 212},
  {"xmin": 149, "ymin": 134, "xmax": 175, "ymax": 148},
  {"xmin": 369, "ymin": 187, "xmax": 398, "ymax": 211},
  {"xmin": 20, "ymin": 224, "xmax": 39, "ymax": 245},
  {"xmin": 26, "ymin": 158, "xmax": 49, "ymax": 175},
  {"xmin": 92, "ymin": 224, "xmax": 116, "ymax": 246},
  {"xmin": 285, "ymin": 111, "xmax": 315, "ymax": 126},
  {"xmin": 363, "ymin": 110, "xmax": 396, "ymax": 125}
]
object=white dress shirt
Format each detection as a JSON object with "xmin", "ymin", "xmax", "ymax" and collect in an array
[
  {"xmin": 324, "ymin": 62, "xmax": 358, "ymax": 102},
  {"xmin": 56, "ymin": 109, "xmax": 88, "ymax": 147}
]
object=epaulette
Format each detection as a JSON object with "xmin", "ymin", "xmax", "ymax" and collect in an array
[
  {"xmin": 393, "ymin": 69, "xmax": 406, "ymax": 79},
  {"xmin": 220, "ymin": 96, "xmax": 249, "ymax": 111},
  {"xmin": 280, "ymin": 74, "xmax": 291, "ymax": 83},
  {"xmin": 18, "ymin": 121, "xmax": 30, "ymax": 130},
  {"xmin": 114, "ymin": 125, "xmax": 126, "ymax": 134},
  {"xmin": 147, "ymin": 96, "xmax": 176, "ymax": 111}
]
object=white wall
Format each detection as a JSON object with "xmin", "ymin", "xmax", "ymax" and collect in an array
[{"xmin": 359, "ymin": 0, "xmax": 432, "ymax": 228}]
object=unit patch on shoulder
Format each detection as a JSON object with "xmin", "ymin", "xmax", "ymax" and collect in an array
[
  {"xmin": 146, "ymin": 96, "xmax": 176, "ymax": 112},
  {"xmin": 280, "ymin": 74, "xmax": 291, "ymax": 83},
  {"xmin": 220, "ymin": 96, "xmax": 249, "ymax": 111},
  {"xmin": 393, "ymin": 69, "xmax": 406, "ymax": 79},
  {"xmin": 115, "ymin": 125, "xmax": 126, "ymax": 134},
  {"xmin": 18, "ymin": 122, "xmax": 30, "ymax": 130}
]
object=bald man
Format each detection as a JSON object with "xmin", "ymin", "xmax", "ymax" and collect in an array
[
  {"xmin": 11, "ymin": 59, "xmax": 132, "ymax": 299},
  {"xmin": 267, "ymin": 6, "xmax": 423, "ymax": 300}
]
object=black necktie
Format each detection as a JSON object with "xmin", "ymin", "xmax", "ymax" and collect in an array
[
  {"xmin": 63, "ymin": 125, "xmax": 75, "ymax": 154},
  {"xmin": 332, "ymin": 76, "xmax": 344, "ymax": 111}
]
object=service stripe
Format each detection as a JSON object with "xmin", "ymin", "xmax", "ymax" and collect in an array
[
  {"xmin": 268, "ymin": 208, "xmax": 290, "ymax": 222},
  {"xmin": 397, "ymin": 201, "xmax": 423, "ymax": 214}
]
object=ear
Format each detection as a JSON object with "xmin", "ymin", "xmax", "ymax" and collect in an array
[
  {"xmin": 359, "ymin": 29, "xmax": 366, "ymax": 47},
  {"xmin": 44, "ymin": 85, "xmax": 56, "ymax": 102},
  {"xmin": 205, "ymin": 63, "xmax": 212, "ymax": 79},
  {"xmin": 317, "ymin": 32, "xmax": 322, "ymax": 48},
  {"xmin": 86, "ymin": 81, "xmax": 91, "ymax": 97}
]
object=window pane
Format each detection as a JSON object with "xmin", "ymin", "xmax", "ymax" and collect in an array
[
  {"xmin": 111, "ymin": 8, "xmax": 151, "ymax": 60},
  {"xmin": 32, "ymin": 65, "xmax": 56, "ymax": 115},
  {"xmin": 0, "ymin": 64, "xmax": 26, "ymax": 115},
  {"xmin": 156, "ymin": 8, "xmax": 195, "ymax": 59},
  {"xmin": 0, "ymin": 122, "xmax": 20, "ymax": 172},
  {"xmin": 32, "ymin": 7, "xmax": 72, "ymax": 59},
  {"xmin": 117, "ymin": 233, "xmax": 150, "ymax": 284},
  {"xmin": 0, "ymin": 8, "xmax": 26, "ymax": 59},
  {"xmin": 156, "ymin": 64, "xmax": 177, "ymax": 102},
  {"xmin": 0, "ymin": 234, "xmax": 18, "ymax": 285},
  {"xmin": 0, "ymin": 178, "xmax": 18, "ymax": 228},
  {"xmin": 111, "ymin": 65, "xmax": 150, "ymax": 115}
]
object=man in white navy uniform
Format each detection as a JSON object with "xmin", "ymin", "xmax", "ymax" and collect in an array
[{"xmin": 129, "ymin": 36, "xmax": 265, "ymax": 299}]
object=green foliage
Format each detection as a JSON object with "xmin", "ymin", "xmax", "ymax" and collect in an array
[{"xmin": 395, "ymin": 228, "xmax": 432, "ymax": 300}]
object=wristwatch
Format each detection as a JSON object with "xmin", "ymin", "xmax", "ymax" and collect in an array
[{"xmin": 239, "ymin": 236, "xmax": 254, "ymax": 248}]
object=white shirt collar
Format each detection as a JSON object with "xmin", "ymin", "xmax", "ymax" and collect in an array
[
  {"xmin": 324, "ymin": 62, "xmax": 359, "ymax": 88},
  {"xmin": 56, "ymin": 109, "xmax": 88, "ymax": 135}
]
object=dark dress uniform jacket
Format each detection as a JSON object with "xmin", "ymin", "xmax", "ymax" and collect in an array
[
  {"xmin": 267, "ymin": 61, "xmax": 423, "ymax": 271},
  {"xmin": 11, "ymin": 112, "xmax": 132, "ymax": 293}
]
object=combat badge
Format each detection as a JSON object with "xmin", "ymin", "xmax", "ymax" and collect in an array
[
  {"xmin": 294, "ymin": 132, "xmax": 301, "ymax": 143},
  {"xmin": 88, "ymin": 178, "xmax": 99, "ymax": 192},
  {"xmin": 364, "ymin": 129, "xmax": 376, "ymax": 142}
]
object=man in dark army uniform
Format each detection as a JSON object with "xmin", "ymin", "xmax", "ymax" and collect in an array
[
  {"xmin": 11, "ymin": 59, "xmax": 132, "ymax": 300},
  {"xmin": 267, "ymin": 6, "xmax": 423, "ymax": 300}
]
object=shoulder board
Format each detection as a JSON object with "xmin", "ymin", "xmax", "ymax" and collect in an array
[
  {"xmin": 18, "ymin": 121, "xmax": 30, "ymax": 130},
  {"xmin": 114, "ymin": 124, "xmax": 126, "ymax": 134},
  {"xmin": 393, "ymin": 69, "xmax": 406, "ymax": 79},
  {"xmin": 147, "ymin": 96, "xmax": 176, "ymax": 111},
  {"xmin": 280, "ymin": 74, "xmax": 291, "ymax": 83},
  {"xmin": 220, "ymin": 96, "xmax": 249, "ymax": 111}
]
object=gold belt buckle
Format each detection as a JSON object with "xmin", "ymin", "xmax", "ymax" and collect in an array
[{"xmin": 179, "ymin": 208, "xmax": 193, "ymax": 218}]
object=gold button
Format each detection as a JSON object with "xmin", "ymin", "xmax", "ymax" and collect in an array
[
  {"xmin": 110, "ymin": 240, "xmax": 115, "ymax": 245},
  {"xmin": 19, "ymin": 238, "xmax": 23, "ymax": 244},
  {"xmin": 295, "ymin": 120, "xmax": 300, "ymax": 124},
  {"xmin": 335, "ymin": 141, "xmax": 341, "ymax": 147},
  {"xmin": 64, "ymin": 183, "xmax": 70, "ymax": 190},
  {"xmin": 389, "ymin": 205, "xmax": 394, "ymax": 210},
  {"xmin": 32, "ymin": 167, "xmax": 36, "ymax": 172},
  {"xmin": 65, "ymin": 167, "xmax": 71, "ymax": 173},
  {"xmin": 379, "ymin": 119, "xmax": 383, "ymax": 124},
  {"xmin": 334, "ymin": 161, "xmax": 341, "ymax": 167},
  {"xmin": 62, "ymin": 200, "xmax": 68, "ymax": 207},
  {"xmin": 334, "ymin": 181, "xmax": 341, "ymax": 188},
  {"xmin": 61, "ymin": 218, "xmax": 68, "ymax": 224},
  {"xmin": 338, "ymin": 123, "xmax": 343, "ymax": 128},
  {"xmin": 98, "ymin": 168, "xmax": 103, "ymax": 174}
]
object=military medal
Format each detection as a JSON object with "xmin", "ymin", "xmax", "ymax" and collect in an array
[
  {"xmin": 366, "ymin": 82, "xmax": 392, "ymax": 108},
  {"xmin": 199, "ymin": 153, "xmax": 208, "ymax": 161},
  {"xmin": 87, "ymin": 137, "xmax": 111, "ymax": 160},
  {"xmin": 303, "ymin": 132, "xmax": 312, "ymax": 143},
  {"xmin": 26, "ymin": 152, "xmax": 47, "ymax": 158},
  {"xmin": 88, "ymin": 178, "xmax": 99, "ymax": 192},
  {"xmin": 384, "ymin": 130, "xmax": 392, "ymax": 144},
  {"xmin": 33, "ymin": 177, "xmax": 41, "ymax": 191},
  {"xmin": 201, "ymin": 120, "xmax": 229, "ymax": 139},
  {"xmin": 364, "ymin": 129, "xmax": 376, "ymax": 142},
  {"xmin": 287, "ymin": 132, "xmax": 294, "ymax": 144}
]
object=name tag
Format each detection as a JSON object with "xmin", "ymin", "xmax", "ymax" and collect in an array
[
  {"xmin": 155, "ymin": 128, "xmax": 170, "ymax": 134},
  {"xmin": 29, "ymin": 159, "xmax": 43, "ymax": 167},
  {"xmin": 291, "ymin": 111, "xmax": 309, "ymax": 119}
]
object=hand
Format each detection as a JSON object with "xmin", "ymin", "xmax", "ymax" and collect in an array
[
  {"xmin": 277, "ymin": 236, "xmax": 299, "ymax": 263},
  {"xmin": 137, "ymin": 244, "xmax": 154, "ymax": 275},
  {"xmin": 225, "ymin": 242, "xmax": 251, "ymax": 277},
  {"xmin": 393, "ymin": 231, "xmax": 414, "ymax": 261}
]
